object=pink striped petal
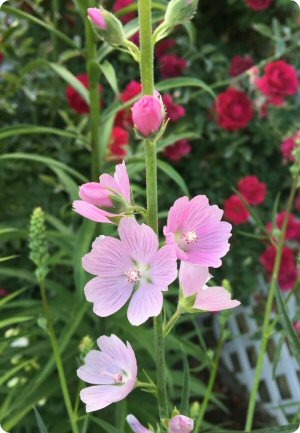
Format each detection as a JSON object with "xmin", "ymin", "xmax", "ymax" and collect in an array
[
  {"xmin": 73, "ymin": 200, "xmax": 113, "ymax": 223},
  {"xmin": 127, "ymin": 283, "xmax": 163, "ymax": 326},
  {"xmin": 179, "ymin": 262, "xmax": 209, "ymax": 297},
  {"xmin": 80, "ymin": 383, "xmax": 132, "ymax": 412},
  {"xmin": 127, "ymin": 415, "xmax": 151, "ymax": 433},
  {"xmin": 194, "ymin": 286, "xmax": 240, "ymax": 311},
  {"xmin": 150, "ymin": 245, "xmax": 178, "ymax": 289},
  {"xmin": 79, "ymin": 182, "xmax": 112, "ymax": 207}
]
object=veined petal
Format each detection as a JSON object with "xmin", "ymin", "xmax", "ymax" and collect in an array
[
  {"xmin": 73, "ymin": 200, "xmax": 113, "ymax": 223},
  {"xmin": 80, "ymin": 383, "xmax": 132, "ymax": 412},
  {"xmin": 126, "ymin": 415, "xmax": 152, "ymax": 433},
  {"xmin": 79, "ymin": 182, "xmax": 112, "ymax": 207},
  {"xmin": 97, "ymin": 335, "xmax": 137, "ymax": 377},
  {"xmin": 179, "ymin": 262, "xmax": 209, "ymax": 297},
  {"xmin": 127, "ymin": 283, "xmax": 163, "ymax": 326},
  {"xmin": 164, "ymin": 196, "xmax": 190, "ymax": 233},
  {"xmin": 150, "ymin": 245, "xmax": 178, "ymax": 289},
  {"xmin": 194, "ymin": 286, "xmax": 240, "ymax": 311},
  {"xmin": 77, "ymin": 350, "xmax": 120, "ymax": 385},
  {"xmin": 114, "ymin": 161, "xmax": 131, "ymax": 202}
]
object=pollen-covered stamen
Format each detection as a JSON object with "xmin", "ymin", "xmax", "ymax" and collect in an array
[
  {"xmin": 100, "ymin": 369, "xmax": 125, "ymax": 384},
  {"xmin": 181, "ymin": 230, "xmax": 198, "ymax": 245},
  {"xmin": 113, "ymin": 373, "xmax": 123, "ymax": 384},
  {"xmin": 125, "ymin": 268, "xmax": 141, "ymax": 283}
]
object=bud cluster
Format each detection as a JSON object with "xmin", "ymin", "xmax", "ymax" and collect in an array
[{"xmin": 29, "ymin": 207, "xmax": 49, "ymax": 282}]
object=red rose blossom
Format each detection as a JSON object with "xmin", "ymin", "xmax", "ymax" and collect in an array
[
  {"xmin": 159, "ymin": 55, "xmax": 188, "ymax": 79},
  {"xmin": 109, "ymin": 127, "xmax": 129, "ymax": 159},
  {"xmin": 156, "ymin": 39, "xmax": 176, "ymax": 58},
  {"xmin": 214, "ymin": 88, "xmax": 254, "ymax": 131},
  {"xmin": 66, "ymin": 73, "xmax": 102, "ymax": 115},
  {"xmin": 113, "ymin": 0, "xmax": 136, "ymax": 23},
  {"xmin": 162, "ymin": 94, "xmax": 185, "ymax": 122},
  {"xmin": 281, "ymin": 132, "xmax": 300, "ymax": 163},
  {"xmin": 229, "ymin": 55, "xmax": 254, "ymax": 77},
  {"xmin": 163, "ymin": 139, "xmax": 192, "ymax": 162},
  {"xmin": 245, "ymin": 0, "xmax": 272, "ymax": 11},
  {"xmin": 256, "ymin": 61, "xmax": 299, "ymax": 106},
  {"xmin": 224, "ymin": 194, "xmax": 250, "ymax": 224},
  {"xmin": 237, "ymin": 175, "xmax": 267, "ymax": 205},
  {"xmin": 260, "ymin": 245, "xmax": 298, "ymax": 291}
]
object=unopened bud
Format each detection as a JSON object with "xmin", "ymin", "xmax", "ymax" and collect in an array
[
  {"xmin": 165, "ymin": 0, "xmax": 198, "ymax": 26},
  {"xmin": 169, "ymin": 415, "xmax": 194, "ymax": 433},
  {"xmin": 132, "ymin": 94, "xmax": 165, "ymax": 137},
  {"xmin": 87, "ymin": 7, "xmax": 126, "ymax": 46},
  {"xmin": 29, "ymin": 207, "xmax": 49, "ymax": 282}
]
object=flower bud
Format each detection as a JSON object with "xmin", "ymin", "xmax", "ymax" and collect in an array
[
  {"xmin": 29, "ymin": 207, "xmax": 49, "ymax": 282},
  {"xmin": 169, "ymin": 415, "xmax": 194, "ymax": 433},
  {"xmin": 132, "ymin": 94, "xmax": 165, "ymax": 137},
  {"xmin": 87, "ymin": 7, "xmax": 126, "ymax": 46},
  {"xmin": 164, "ymin": 0, "xmax": 198, "ymax": 26}
]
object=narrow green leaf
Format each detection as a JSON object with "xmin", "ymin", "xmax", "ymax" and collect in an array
[
  {"xmin": 156, "ymin": 77, "xmax": 215, "ymax": 98},
  {"xmin": 211, "ymin": 425, "xmax": 298, "ymax": 433},
  {"xmin": 33, "ymin": 408, "xmax": 49, "ymax": 433},
  {"xmin": 0, "ymin": 255, "xmax": 18, "ymax": 263},
  {"xmin": 0, "ymin": 125, "xmax": 81, "ymax": 141},
  {"xmin": 157, "ymin": 132, "xmax": 199, "ymax": 151},
  {"xmin": 49, "ymin": 63, "xmax": 89, "ymax": 104},
  {"xmin": 272, "ymin": 332, "xmax": 286, "ymax": 379},
  {"xmin": 180, "ymin": 346, "xmax": 190, "ymax": 416},
  {"xmin": 90, "ymin": 416, "xmax": 122, "ymax": 433},
  {"xmin": 275, "ymin": 281, "xmax": 300, "ymax": 362},
  {"xmin": 99, "ymin": 61, "xmax": 119, "ymax": 95},
  {"xmin": 157, "ymin": 160, "xmax": 189, "ymax": 196},
  {"xmin": 0, "ymin": 316, "xmax": 33, "ymax": 328},
  {"xmin": 0, "ymin": 287, "xmax": 28, "ymax": 308}
]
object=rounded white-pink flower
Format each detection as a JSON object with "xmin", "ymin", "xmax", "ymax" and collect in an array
[
  {"xmin": 163, "ymin": 195, "xmax": 232, "ymax": 267},
  {"xmin": 77, "ymin": 334, "xmax": 137, "ymax": 412},
  {"xmin": 169, "ymin": 415, "xmax": 194, "ymax": 433},
  {"xmin": 83, "ymin": 218, "xmax": 178, "ymax": 326}
]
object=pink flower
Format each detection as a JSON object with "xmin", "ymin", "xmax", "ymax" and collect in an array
[
  {"xmin": 224, "ymin": 194, "xmax": 250, "ymax": 225},
  {"xmin": 293, "ymin": 321, "xmax": 300, "ymax": 333},
  {"xmin": 77, "ymin": 334, "xmax": 137, "ymax": 412},
  {"xmin": 179, "ymin": 262, "xmax": 240, "ymax": 311},
  {"xmin": 256, "ymin": 61, "xmax": 299, "ymax": 105},
  {"xmin": 164, "ymin": 139, "xmax": 192, "ymax": 162},
  {"xmin": 83, "ymin": 218, "xmax": 178, "ymax": 325},
  {"xmin": 268, "ymin": 211, "xmax": 300, "ymax": 241},
  {"xmin": 126, "ymin": 415, "xmax": 151, "ymax": 433},
  {"xmin": 245, "ymin": 0, "xmax": 272, "ymax": 11},
  {"xmin": 73, "ymin": 161, "xmax": 131, "ymax": 223},
  {"xmin": 229, "ymin": 55, "xmax": 254, "ymax": 77},
  {"xmin": 132, "ymin": 95, "xmax": 164, "ymax": 137},
  {"xmin": 237, "ymin": 175, "xmax": 267, "ymax": 205},
  {"xmin": 159, "ymin": 54, "xmax": 188, "ymax": 79},
  {"xmin": 169, "ymin": 415, "xmax": 194, "ymax": 433},
  {"xmin": 162, "ymin": 94, "xmax": 186, "ymax": 122},
  {"xmin": 87, "ymin": 8, "xmax": 107, "ymax": 29},
  {"xmin": 214, "ymin": 88, "xmax": 254, "ymax": 131},
  {"xmin": 164, "ymin": 196, "xmax": 232, "ymax": 267},
  {"xmin": 281, "ymin": 132, "xmax": 300, "ymax": 163}
]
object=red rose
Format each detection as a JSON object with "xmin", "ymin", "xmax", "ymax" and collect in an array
[
  {"xmin": 256, "ymin": 61, "xmax": 299, "ymax": 106},
  {"xmin": 229, "ymin": 55, "xmax": 254, "ymax": 77},
  {"xmin": 260, "ymin": 245, "xmax": 298, "ymax": 290},
  {"xmin": 66, "ymin": 73, "xmax": 102, "ymax": 115},
  {"xmin": 159, "ymin": 55, "xmax": 188, "ymax": 79},
  {"xmin": 214, "ymin": 88, "xmax": 254, "ymax": 131},
  {"xmin": 156, "ymin": 39, "xmax": 176, "ymax": 58},
  {"xmin": 237, "ymin": 175, "xmax": 267, "ymax": 205},
  {"xmin": 113, "ymin": 0, "xmax": 136, "ymax": 23},
  {"xmin": 224, "ymin": 194, "xmax": 250, "ymax": 224},
  {"xmin": 162, "ymin": 94, "xmax": 185, "ymax": 122},
  {"xmin": 245, "ymin": 0, "xmax": 272, "ymax": 11},
  {"xmin": 281, "ymin": 132, "xmax": 300, "ymax": 163},
  {"xmin": 109, "ymin": 127, "xmax": 129, "ymax": 159},
  {"xmin": 163, "ymin": 139, "xmax": 192, "ymax": 162}
]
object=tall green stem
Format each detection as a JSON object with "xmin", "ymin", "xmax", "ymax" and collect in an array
[
  {"xmin": 138, "ymin": 0, "xmax": 169, "ymax": 420},
  {"xmin": 40, "ymin": 281, "xmax": 80, "ymax": 433},
  {"xmin": 244, "ymin": 176, "xmax": 298, "ymax": 431},
  {"xmin": 85, "ymin": 17, "xmax": 103, "ymax": 180}
]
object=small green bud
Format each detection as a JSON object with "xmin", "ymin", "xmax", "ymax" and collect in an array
[
  {"xmin": 79, "ymin": 335, "xmax": 94, "ymax": 357},
  {"xmin": 29, "ymin": 207, "xmax": 49, "ymax": 282},
  {"xmin": 190, "ymin": 401, "xmax": 200, "ymax": 418},
  {"xmin": 88, "ymin": 7, "xmax": 126, "ymax": 46},
  {"xmin": 164, "ymin": 0, "xmax": 199, "ymax": 26}
]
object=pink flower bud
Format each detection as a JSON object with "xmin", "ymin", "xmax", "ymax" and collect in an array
[
  {"xmin": 169, "ymin": 415, "xmax": 194, "ymax": 433},
  {"xmin": 87, "ymin": 8, "xmax": 107, "ymax": 30},
  {"xmin": 132, "ymin": 94, "xmax": 164, "ymax": 137}
]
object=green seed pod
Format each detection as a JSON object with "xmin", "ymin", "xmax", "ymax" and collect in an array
[
  {"xmin": 29, "ymin": 207, "xmax": 49, "ymax": 282},
  {"xmin": 164, "ymin": 0, "xmax": 199, "ymax": 26}
]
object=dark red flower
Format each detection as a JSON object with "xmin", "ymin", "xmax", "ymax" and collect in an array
[
  {"xmin": 295, "ymin": 195, "xmax": 300, "ymax": 212},
  {"xmin": 224, "ymin": 194, "xmax": 250, "ymax": 224},
  {"xmin": 277, "ymin": 211, "xmax": 300, "ymax": 241},
  {"xmin": 237, "ymin": 175, "xmax": 267, "ymax": 205},
  {"xmin": 113, "ymin": 0, "xmax": 136, "ymax": 23},
  {"xmin": 256, "ymin": 61, "xmax": 299, "ymax": 106},
  {"xmin": 163, "ymin": 139, "xmax": 192, "ymax": 162},
  {"xmin": 121, "ymin": 80, "xmax": 142, "ymax": 103},
  {"xmin": 115, "ymin": 81, "xmax": 142, "ymax": 129},
  {"xmin": 156, "ymin": 39, "xmax": 176, "ymax": 58},
  {"xmin": 229, "ymin": 55, "xmax": 254, "ymax": 77},
  {"xmin": 162, "ymin": 94, "xmax": 185, "ymax": 122},
  {"xmin": 260, "ymin": 245, "xmax": 298, "ymax": 291},
  {"xmin": 281, "ymin": 132, "xmax": 300, "ymax": 163},
  {"xmin": 245, "ymin": 0, "xmax": 272, "ymax": 11},
  {"xmin": 0, "ymin": 52, "xmax": 4, "ymax": 64},
  {"xmin": 66, "ymin": 73, "xmax": 102, "ymax": 115},
  {"xmin": 0, "ymin": 288, "xmax": 9, "ymax": 297},
  {"xmin": 109, "ymin": 127, "xmax": 129, "ymax": 159},
  {"xmin": 214, "ymin": 88, "xmax": 254, "ymax": 131},
  {"xmin": 159, "ymin": 55, "xmax": 188, "ymax": 79}
]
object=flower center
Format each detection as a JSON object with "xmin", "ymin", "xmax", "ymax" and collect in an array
[
  {"xmin": 125, "ymin": 268, "xmax": 141, "ymax": 283},
  {"xmin": 100, "ymin": 368, "xmax": 125, "ymax": 385},
  {"xmin": 113, "ymin": 373, "xmax": 123, "ymax": 384},
  {"xmin": 181, "ymin": 230, "xmax": 198, "ymax": 245}
]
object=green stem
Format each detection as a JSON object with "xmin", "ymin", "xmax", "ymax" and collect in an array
[
  {"xmin": 138, "ymin": 0, "xmax": 168, "ymax": 420},
  {"xmin": 194, "ymin": 331, "xmax": 226, "ymax": 433},
  {"xmin": 164, "ymin": 309, "xmax": 182, "ymax": 336},
  {"xmin": 39, "ymin": 281, "xmax": 80, "ymax": 433},
  {"xmin": 85, "ymin": 17, "xmax": 103, "ymax": 180},
  {"xmin": 244, "ymin": 175, "xmax": 299, "ymax": 432}
]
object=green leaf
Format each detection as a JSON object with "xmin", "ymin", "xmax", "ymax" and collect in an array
[
  {"xmin": 73, "ymin": 220, "xmax": 96, "ymax": 295},
  {"xmin": 156, "ymin": 77, "xmax": 215, "ymax": 98},
  {"xmin": 211, "ymin": 425, "xmax": 298, "ymax": 433},
  {"xmin": 49, "ymin": 63, "xmax": 90, "ymax": 104},
  {"xmin": 33, "ymin": 408, "xmax": 49, "ymax": 433},
  {"xmin": 99, "ymin": 61, "xmax": 119, "ymax": 95},
  {"xmin": 0, "ymin": 255, "xmax": 18, "ymax": 263},
  {"xmin": 180, "ymin": 346, "xmax": 190, "ymax": 416},
  {"xmin": 0, "ymin": 316, "xmax": 33, "ymax": 329},
  {"xmin": 252, "ymin": 23, "xmax": 274, "ymax": 39},
  {"xmin": 157, "ymin": 131, "xmax": 199, "ymax": 151},
  {"xmin": 0, "ymin": 125, "xmax": 81, "ymax": 141},
  {"xmin": 275, "ymin": 281, "xmax": 300, "ymax": 362},
  {"xmin": 90, "ymin": 416, "xmax": 122, "ymax": 433},
  {"xmin": 157, "ymin": 159, "xmax": 189, "ymax": 196}
]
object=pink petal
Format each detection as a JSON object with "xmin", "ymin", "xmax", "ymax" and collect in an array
[
  {"xmin": 150, "ymin": 245, "xmax": 178, "ymax": 290},
  {"xmin": 126, "ymin": 415, "xmax": 151, "ymax": 433},
  {"xmin": 194, "ymin": 286, "xmax": 240, "ymax": 311},
  {"xmin": 97, "ymin": 335, "xmax": 137, "ymax": 377},
  {"xmin": 77, "ymin": 350, "xmax": 120, "ymax": 385},
  {"xmin": 114, "ymin": 161, "xmax": 131, "ymax": 202},
  {"xmin": 73, "ymin": 200, "xmax": 113, "ymax": 223},
  {"xmin": 127, "ymin": 283, "xmax": 163, "ymax": 326},
  {"xmin": 84, "ymin": 275, "xmax": 133, "ymax": 317},
  {"xmin": 165, "ymin": 196, "xmax": 190, "ymax": 233},
  {"xmin": 179, "ymin": 262, "xmax": 210, "ymax": 297},
  {"xmin": 118, "ymin": 218, "xmax": 159, "ymax": 263},
  {"xmin": 82, "ymin": 236, "xmax": 132, "ymax": 276},
  {"xmin": 80, "ymin": 383, "xmax": 133, "ymax": 412},
  {"xmin": 79, "ymin": 182, "xmax": 112, "ymax": 207}
]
